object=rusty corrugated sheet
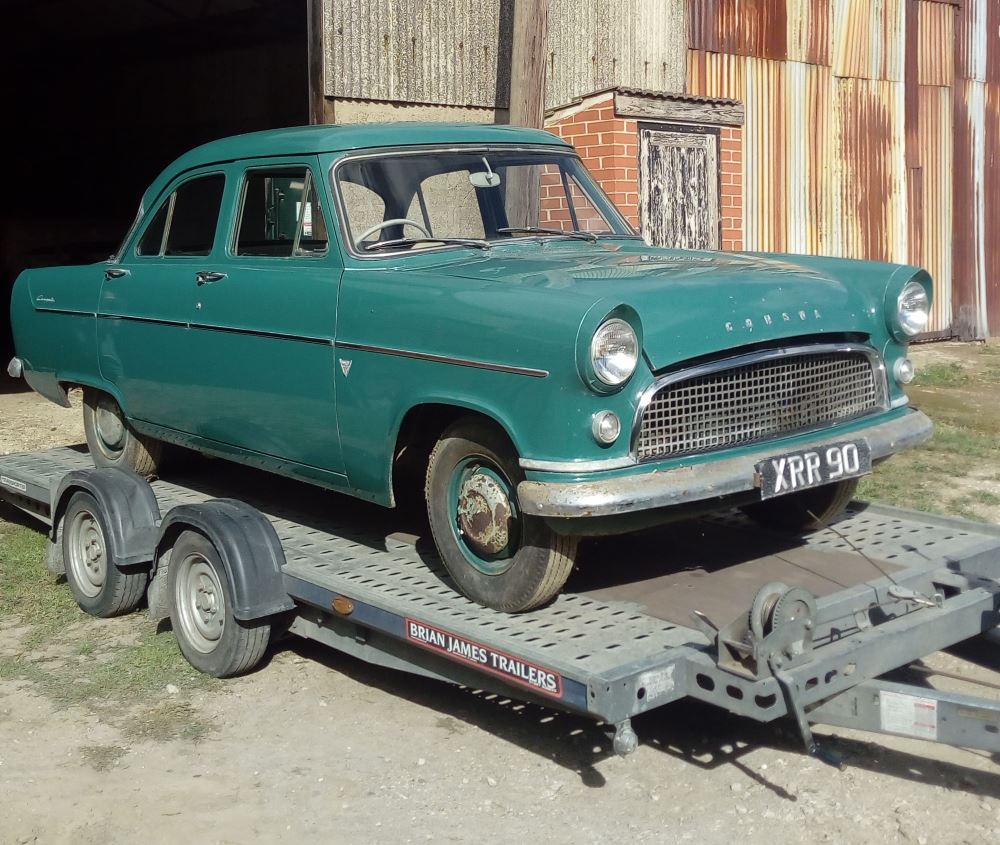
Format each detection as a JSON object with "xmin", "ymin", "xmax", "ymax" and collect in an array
[
  {"xmin": 832, "ymin": 78, "xmax": 908, "ymax": 263},
  {"xmin": 832, "ymin": 0, "xmax": 905, "ymax": 82},
  {"xmin": 786, "ymin": 0, "xmax": 831, "ymax": 66},
  {"xmin": 917, "ymin": 0, "xmax": 955, "ymax": 87},
  {"xmin": 917, "ymin": 84, "xmax": 953, "ymax": 331},
  {"xmin": 986, "ymin": 82, "xmax": 1000, "ymax": 334},
  {"xmin": 787, "ymin": 61, "xmax": 834, "ymax": 255},
  {"xmin": 951, "ymin": 78, "xmax": 986, "ymax": 337},
  {"xmin": 688, "ymin": 0, "xmax": 789, "ymax": 60},
  {"xmin": 744, "ymin": 57, "xmax": 788, "ymax": 252},
  {"xmin": 322, "ymin": 0, "xmax": 512, "ymax": 107}
]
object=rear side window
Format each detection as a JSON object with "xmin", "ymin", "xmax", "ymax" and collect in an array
[
  {"xmin": 136, "ymin": 174, "xmax": 225, "ymax": 257},
  {"xmin": 165, "ymin": 175, "xmax": 225, "ymax": 256},
  {"xmin": 235, "ymin": 167, "xmax": 329, "ymax": 257}
]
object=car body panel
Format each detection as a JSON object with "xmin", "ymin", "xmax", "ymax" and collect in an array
[{"xmin": 9, "ymin": 123, "xmax": 932, "ymax": 517}]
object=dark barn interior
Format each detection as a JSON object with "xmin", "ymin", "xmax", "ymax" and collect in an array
[{"xmin": 1, "ymin": 0, "xmax": 308, "ymax": 379}]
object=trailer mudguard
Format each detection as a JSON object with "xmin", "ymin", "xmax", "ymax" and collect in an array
[
  {"xmin": 51, "ymin": 468, "xmax": 161, "ymax": 567},
  {"xmin": 156, "ymin": 499, "xmax": 294, "ymax": 621}
]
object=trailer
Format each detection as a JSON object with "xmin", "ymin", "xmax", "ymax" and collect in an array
[{"xmin": 4, "ymin": 444, "xmax": 1000, "ymax": 764}]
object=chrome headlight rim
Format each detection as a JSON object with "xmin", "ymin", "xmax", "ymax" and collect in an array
[
  {"xmin": 893, "ymin": 277, "xmax": 931, "ymax": 340},
  {"xmin": 590, "ymin": 317, "xmax": 639, "ymax": 388}
]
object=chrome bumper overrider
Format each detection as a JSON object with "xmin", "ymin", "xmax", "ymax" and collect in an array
[{"xmin": 517, "ymin": 410, "xmax": 933, "ymax": 519}]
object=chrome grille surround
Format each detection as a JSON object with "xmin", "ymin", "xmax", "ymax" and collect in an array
[{"xmin": 633, "ymin": 343, "xmax": 889, "ymax": 462}]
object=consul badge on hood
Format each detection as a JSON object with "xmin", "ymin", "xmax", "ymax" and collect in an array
[{"xmin": 726, "ymin": 308, "xmax": 823, "ymax": 334}]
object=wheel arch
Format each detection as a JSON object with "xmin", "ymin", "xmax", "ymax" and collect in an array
[
  {"xmin": 389, "ymin": 400, "xmax": 519, "ymax": 508},
  {"xmin": 51, "ymin": 468, "xmax": 161, "ymax": 568},
  {"xmin": 155, "ymin": 500, "xmax": 295, "ymax": 621},
  {"xmin": 57, "ymin": 375, "xmax": 130, "ymax": 415}
]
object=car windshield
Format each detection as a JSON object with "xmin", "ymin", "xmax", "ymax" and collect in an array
[{"xmin": 334, "ymin": 148, "xmax": 635, "ymax": 254}]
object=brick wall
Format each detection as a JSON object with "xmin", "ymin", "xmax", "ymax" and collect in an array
[
  {"xmin": 546, "ymin": 94, "xmax": 745, "ymax": 252},
  {"xmin": 545, "ymin": 95, "xmax": 640, "ymax": 230},
  {"xmin": 719, "ymin": 126, "xmax": 744, "ymax": 251}
]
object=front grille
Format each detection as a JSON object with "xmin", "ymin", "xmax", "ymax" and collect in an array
[{"xmin": 635, "ymin": 347, "xmax": 886, "ymax": 461}]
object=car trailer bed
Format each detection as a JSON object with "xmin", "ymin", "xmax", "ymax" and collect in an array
[{"xmin": 5, "ymin": 445, "xmax": 1000, "ymax": 763}]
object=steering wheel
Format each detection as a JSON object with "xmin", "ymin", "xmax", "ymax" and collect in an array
[{"xmin": 355, "ymin": 218, "xmax": 431, "ymax": 247}]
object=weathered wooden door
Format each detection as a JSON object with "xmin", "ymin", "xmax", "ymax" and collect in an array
[{"xmin": 639, "ymin": 127, "xmax": 720, "ymax": 250}]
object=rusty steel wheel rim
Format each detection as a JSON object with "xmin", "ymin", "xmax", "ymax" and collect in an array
[{"xmin": 448, "ymin": 456, "xmax": 521, "ymax": 576}]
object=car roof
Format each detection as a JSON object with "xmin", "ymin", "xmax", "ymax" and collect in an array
[{"xmin": 142, "ymin": 123, "xmax": 571, "ymax": 209}]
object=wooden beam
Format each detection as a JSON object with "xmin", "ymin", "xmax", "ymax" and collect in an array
[
  {"xmin": 615, "ymin": 93, "xmax": 745, "ymax": 127},
  {"xmin": 307, "ymin": 0, "xmax": 330, "ymax": 125},
  {"xmin": 508, "ymin": 0, "xmax": 549, "ymax": 128}
]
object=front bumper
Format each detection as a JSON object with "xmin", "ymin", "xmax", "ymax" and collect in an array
[{"xmin": 516, "ymin": 410, "xmax": 933, "ymax": 519}]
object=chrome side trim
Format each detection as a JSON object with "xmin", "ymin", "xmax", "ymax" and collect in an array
[
  {"xmin": 334, "ymin": 341, "xmax": 548, "ymax": 378},
  {"xmin": 630, "ymin": 342, "xmax": 890, "ymax": 461}
]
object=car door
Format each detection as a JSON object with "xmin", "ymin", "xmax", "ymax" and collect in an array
[
  {"xmin": 98, "ymin": 169, "xmax": 226, "ymax": 433},
  {"xmin": 184, "ymin": 157, "xmax": 345, "ymax": 478}
]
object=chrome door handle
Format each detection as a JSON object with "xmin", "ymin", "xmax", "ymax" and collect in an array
[
  {"xmin": 105, "ymin": 268, "xmax": 129, "ymax": 281},
  {"xmin": 196, "ymin": 271, "xmax": 227, "ymax": 285}
]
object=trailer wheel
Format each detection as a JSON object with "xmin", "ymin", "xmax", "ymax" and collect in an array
[
  {"xmin": 83, "ymin": 389, "xmax": 162, "ymax": 477},
  {"xmin": 62, "ymin": 491, "xmax": 148, "ymax": 617},
  {"xmin": 425, "ymin": 418, "xmax": 578, "ymax": 612},
  {"xmin": 168, "ymin": 530, "xmax": 271, "ymax": 677},
  {"xmin": 740, "ymin": 478, "xmax": 860, "ymax": 532}
]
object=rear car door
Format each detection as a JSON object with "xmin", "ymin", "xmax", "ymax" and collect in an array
[{"xmin": 98, "ymin": 169, "xmax": 226, "ymax": 433}]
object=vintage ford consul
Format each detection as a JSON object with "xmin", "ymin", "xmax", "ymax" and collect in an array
[{"xmin": 9, "ymin": 123, "xmax": 933, "ymax": 612}]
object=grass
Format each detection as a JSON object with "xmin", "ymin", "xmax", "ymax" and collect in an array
[
  {"xmin": 858, "ymin": 348, "xmax": 1000, "ymax": 519},
  {"xmin": 912, "ymin": 361, "xmax": 970, "ymax": 388},
  {"xmin": 0, "ymin": 510, "xmax": 217, "ymax": 741}
]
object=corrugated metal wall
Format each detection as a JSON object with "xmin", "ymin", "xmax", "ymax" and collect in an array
[
  {"xmin": 689, "ymin": 0, "xmax": 998, "ymax": 337},
  {"xmin": 322, "ymin": 0, "xmax": 685, "ymax": 111},
  {"xmin": 953, "ymin": 0, "xmax": 1000, "ymax": 339}
]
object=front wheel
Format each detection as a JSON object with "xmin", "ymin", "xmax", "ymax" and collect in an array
[
  {"xmin": 83, "ymin": 389, "xmax": 163, "ymax": 476},
  {"xmin": 425, "ymin": 419, "xmax": 578, "ymax": 612},
  {"xmin": 740, "ymin": 478, "xmax": 860, "ymax": 532}
]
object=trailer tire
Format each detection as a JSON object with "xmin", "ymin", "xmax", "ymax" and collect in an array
[
  {"xmin": 168, "ymin": 530, "xmax": 270, "ymax": 677},
  {"xmin": 740, "ymin": 478, "xmax": 860, "ymax": 532},
  {"xmin": 62, "ymin": 491, "xmax": 148, "ymax": 617},
  {"xmin": 83, "ymin": 389, "xmax": 162, "ymax": 477},
  {"xmin": 425, "ymin": 418, "xmax": 578, "ymax": 612}
]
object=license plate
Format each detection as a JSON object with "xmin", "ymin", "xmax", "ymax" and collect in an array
[{"xmin": 755, "ymin": 440, "xmax": 872, "ymax": 500}]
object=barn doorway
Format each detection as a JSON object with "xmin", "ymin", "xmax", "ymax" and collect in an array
[{"xmin": 1, "ymin": 1, "xmax": 310, "ymax": 383}]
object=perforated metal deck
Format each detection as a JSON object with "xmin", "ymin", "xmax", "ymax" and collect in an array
[{"xmin": 4, "ymin": 446, "xmax": 1000, "ymax": 726}]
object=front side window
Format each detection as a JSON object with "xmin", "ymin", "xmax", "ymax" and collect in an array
[
  {"xmin": 136, "ymin": 174, "xmax": 225, "ymax": 257},
  {"xmin": 235, "ymin": 167, "xmax": 329, "ymax": 257},
  {"xmin": 334, "ymin": 149, "xmax": 633, "ymax": 254}
]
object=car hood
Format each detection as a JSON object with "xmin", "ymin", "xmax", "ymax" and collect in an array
[{"xmin": 429, "ymin": 242, "xmax": 900, "ymax": 370}]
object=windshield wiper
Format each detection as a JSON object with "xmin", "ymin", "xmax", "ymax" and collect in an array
[
  {"xmin": 497, "ymin": 226, "xmax": 598, "ymax": 243},
  {"xmin": 365, "ymin": 237, "xmax": 491, "ymax": 252}
]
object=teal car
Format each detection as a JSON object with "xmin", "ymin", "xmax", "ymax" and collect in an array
[{"xmin": 8, "ymin": 123, "xmax": 933, "ymax": 612}]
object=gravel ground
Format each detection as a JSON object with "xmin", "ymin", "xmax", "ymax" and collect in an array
[{"xmin": 2, "ymin": 353, "xmax": 1000, "ymax": 844}]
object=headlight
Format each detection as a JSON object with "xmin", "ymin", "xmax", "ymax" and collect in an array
[
  {"xmin": 590, "ymin": 319, "xmax": 638, "ymax": 386},
  {"xmin": 897, "ymin": 280, "xmax": 930, "ymax": 337}
]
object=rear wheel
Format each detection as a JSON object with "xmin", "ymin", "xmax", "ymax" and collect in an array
[
  {"xmin": 740, "ymin": 478, "xmax": 859, "ymax": 532},
  {"xmin": 83, "ymin": 389, "xmax": 162, "ymax": 476},
  {"xmin": 62, "ymin": 491, "xmax": 147, "ymax": 617},
  {"xmin": 168, "ymin": 530, "xmax": 270, "ymax": 677},
  {"xmin": 425, "ymin": 419, "xmax": 578, "ymax": 612}
]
